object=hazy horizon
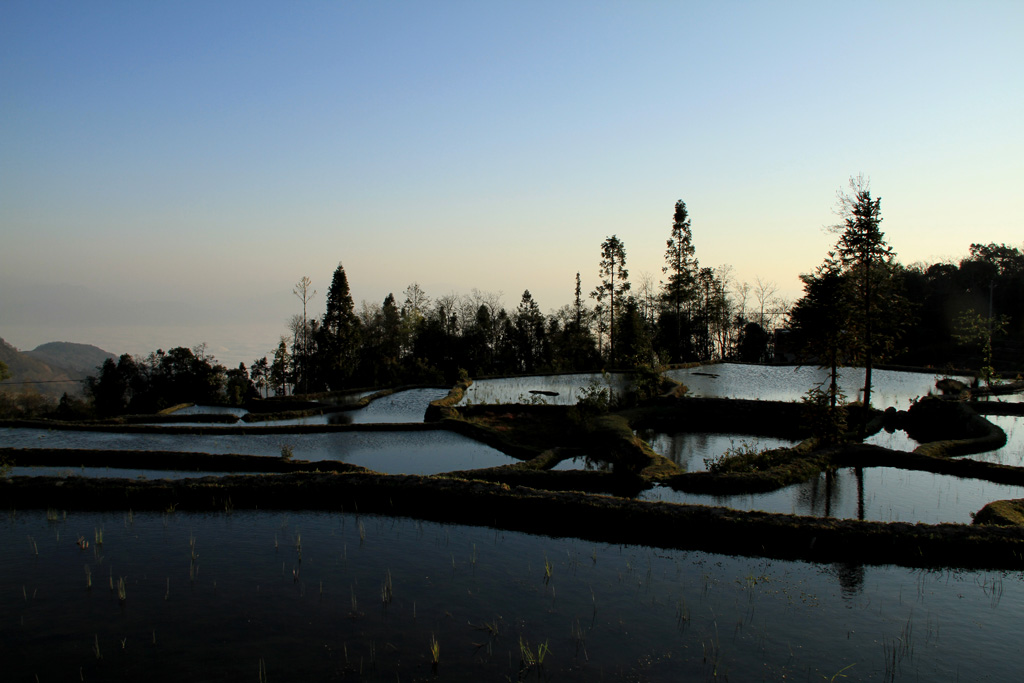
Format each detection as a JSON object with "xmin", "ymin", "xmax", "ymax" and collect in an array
[{"xmin": 3, "ymin": 2, "xmax": 1021, "ymax": 369}]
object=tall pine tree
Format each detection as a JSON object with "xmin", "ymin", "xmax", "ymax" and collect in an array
[
  {"xmin": 321, "ymin": 262, "xmax": 361, "ymax": 389},
  {"xmin": 591, "ymin": 235, "xmax": 630, "ymax": 366},
  {"xmin": 662, "ymin": 199, "xmax": 698, "ymax": 361}
]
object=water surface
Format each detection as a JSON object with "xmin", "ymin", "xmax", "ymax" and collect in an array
[
  {"xmin": 2, "ymin": 510, "xmax": 1021, "ymax": 681},
  {"xmin": 0, "ymin": 428, "xmax": 516, "ymax": 475},
  {"xmin": 640, "ymin": 466, "xmax": 1024, "ymax": 524},
  {"xmin": 635, "ymin": 430, "xmax": 798, "ymax": 472},
  {"xmin": 460, "ymin": 373, "xmax": 634, "ymax": 406},
  {"xmin": 665, "ymin": 364, "xmax": 970, "ymax": 408}
]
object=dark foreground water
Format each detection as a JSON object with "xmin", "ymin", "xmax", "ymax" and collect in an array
[{"xmin": 2, "ymin": 510, "xmax": 1021, "ymax": 682}]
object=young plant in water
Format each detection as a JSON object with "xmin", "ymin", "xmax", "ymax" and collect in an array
[
  {"xmin": 519, "ymin": 638, "xmax": 550, "ymax": 672},
  {"xmin": 429, "ymin": 633, "xmax": 440, "ymax": 672},
  {"xmin": 381, "ymin": 569, "xmax": 393, "ymax": 607}
]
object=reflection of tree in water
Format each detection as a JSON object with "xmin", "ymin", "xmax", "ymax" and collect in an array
[
  {"xmin": 829, "ymin": 562, "xmax": 866, "ymax": 600},
  {"xmin": 635, "ymin": 430, "xmax": 710, "ymax": 471},
  {"xmin": 796, "ymin": 468, "xmax": 843, "ymax": 517}
]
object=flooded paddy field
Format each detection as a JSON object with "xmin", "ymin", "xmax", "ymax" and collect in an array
[
  {"xmin": 0, "ymin": 428, "xmax": 517, "ymax": 476},
  {"xmin": 4, "ymin": 364, "xmax": 1024, "ymax": 680},
  {"xmin": 636, "ymin": 430, "xmax": 799, "ymax": 472},
  {"xmin": 459, "ymin": 373, "xmax": 634, "ymax": 406},
  {"xmin": 4, "ymin": 509, "xmax": 1022, "ymax": 682},
  {"xmin": 664, "ymin": 364, "xmax": 972, "ymax": 408},
  {"xmin": 961, "ymin": 415, "xmax": 1024, "ymax": 467},
  {"xmin": 161, "ymin": 387, "xmax": 448, "ymax": 427},
  {"xmin": 642, "ymin": 466, "xmax": 1024, "ymax": 525},
  {"xmin": 8, "ymin": 466, "xmax": 251, "ymax": 480}
]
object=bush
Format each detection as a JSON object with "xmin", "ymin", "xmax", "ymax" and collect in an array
[
  {"xmin": 704, "ymin": 440, "xmax": 782, "ymax": 474},
  {"xmin": 801, "ymin": 386, "xmax": 848, "ymax": 446}
]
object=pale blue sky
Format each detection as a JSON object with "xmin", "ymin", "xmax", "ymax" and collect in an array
[{"xmin": 2, "ymin": 1, "xmax": 1021, "ymax": 366}]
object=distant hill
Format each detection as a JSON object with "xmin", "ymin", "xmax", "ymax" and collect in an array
[
  {"xmin": 0, "ymin": 337, "xmax": 116, "ymax": 398},
  {"xmin": 26, "ymin": 341, "xmax": 117, "ymax": 378}
]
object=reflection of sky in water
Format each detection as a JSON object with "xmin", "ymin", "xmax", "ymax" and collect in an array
[
  {"xmin": 664, "ymin": 363, "xmax": 972, "ymax": 409},
  {"xmin": 0, "ymin": 428, "xmax": 515, "ymax": 475},
  {"xmin": 348, "ymin": 388, "xmax": 448, "ymax": 423},
  {"xmin": 460, "ymin": 373, "xmax": 633, "ymax": 405},
  {"xmin": 862, "ymin": 429, "xmax": 920, "ymax": 451},
  {"xmin": 549, "ymin": 455, "xmax": 610, "ymax": 471},
  {"xmin": 10, "ymin": 466, "xmax": 249, "ymax": 480},
  {"xmin": 635, "ymin": 430, "xmax": 797, "ymax": 472},
  {"xmin": 639, "ymin": 466, "xmax": 1024, "ymax": 524},
  {"xmin": 264, "ymin": 388, "xmax": 450, "ymax": 425},
  {"xmin": 170, "ymin": 405, "xmax": 250, "ymax": 417},
  {"xmin": 4, "ymin": 511, "xmax": 1024, "ymax": 681},
  {"xmin": 963, "ymin": 415, "xmax": 1024, "ymax": 467},
  {"xmin": 165, "ymin": 389, "xmax": 443, "ymax": 426}
]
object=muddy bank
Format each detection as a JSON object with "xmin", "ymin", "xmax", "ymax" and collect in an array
[
  {"xmin": 830, "ymin": 443, "xmax": 1024, "ymax": 486},
  {"xmin": 4, "ymin": 472, "xmax": 1023, "ymax": 569},
  {"xmin": 970, "ymin": 401, "xmax": 1024, "ymax": 417}
]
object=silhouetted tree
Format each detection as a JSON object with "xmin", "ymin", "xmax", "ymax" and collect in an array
[
  {"xmin": 292, "ymin": 276, "xmax": 316, "ymax": 394},
  {"xmin": 662, "ymin": 200, "xmax": 698, "ymax": 361},
  {"xmin": 322, "ymin": 263, "xmax": 361, "ymax": 389},
  {"xmin": 270, "ymin": 339, "xmax": 290, "ymax": 396},
  {"xmin": 512, "ymin": 290, "xmax": 546, "ymax": 373},
  {"xmin": 591, "ymin": 235, "xmax": 630, "ymax": 365},
  {"xmin": 831, "ymin": 176, "xmax": 903, "ymax": 410},
  {"xmin": 224, "ymin": 362, "xmax": 255, "ymax": 405},
  {"xmin": 789, "ymin": 254, "xmax": 853, "ymax": 408},
  {"xmin": 250, "ymin": 356, "xmax": 270, "ymax": 398},
  {"xmin": 615, "ymin": 298, "xmax": 654, "ymax": 368},
  {"xmin": 736, "ymin": 322, "xmax": 770, "ymax": 363}
]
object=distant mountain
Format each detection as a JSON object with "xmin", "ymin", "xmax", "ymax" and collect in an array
[
  {"xmin": 0, "ymin": 337, "xmax": 115, "ymax": 398},
  {"xmin": 27, "ymin": 341, "xmax": 117, "ymax": 378}
]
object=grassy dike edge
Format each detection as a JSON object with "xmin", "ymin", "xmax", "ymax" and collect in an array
[{"xmin": 4, "ymin": 472, "xmax": 1024, "ymax": 569}]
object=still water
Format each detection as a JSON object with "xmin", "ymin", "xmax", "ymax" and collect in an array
[
  {"xmin": 640, "ymin": 466, "xmax": 1024, "ymax": 524},
  {"xmin": 635, "ymin": 430, "xmax": 798, "ymax": 472},
  {"xmin": 665, "ymin": 364, "xmax": 971, "ymax": 408},
  {"xmin": 460, "ymin": 373, "xmax": 634, "ymax": 406},
  {"xmin": 2, "ymin": 510, "xmax": 1020, "ymax": 682},
  {"xmin": 962, "ymin": 415, "xmax": 1024, "ymax": 467},
  {"xmin": 8, "ymin": 466, "xmax": 249, "ymax": 480},
  {"xmin": 0, "ymin": 428, "xmax": 516, "ymax": 476}
]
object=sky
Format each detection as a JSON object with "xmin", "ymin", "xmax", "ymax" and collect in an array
[{"xmin": 2, "ymin": 1, "xmax": 1021, "ymax": 368}]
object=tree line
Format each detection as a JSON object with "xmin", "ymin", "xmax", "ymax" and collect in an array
[
  {"xmin": 79, "ymin": 179, "xmax": 1022, "ymax": 416},
  {"xmin": 261, "ymin": 197, "xmax": 794, "ymax": 397}
]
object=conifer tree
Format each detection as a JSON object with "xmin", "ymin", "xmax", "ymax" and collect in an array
[
  {"xmin": 831, "ymin": 176, "xmax": 900, "ymax": 410},
  {"xmin": 662, "ymin": 199, "xmax": 698, "ymax": 361},
  {"xmin": 321, "ymin": 262, "xmax": 361, "ymax": 389},
  {"xmin": 591, "ymin": 235, "xmax": 630, "ymax": 365}
]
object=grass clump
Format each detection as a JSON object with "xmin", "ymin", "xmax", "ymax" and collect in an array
[
  {"xmin": 703, "ymin": 440, "xmax": 787, "ymax": 474},
  {"xmin": 973, "ymin": 499, "xmax": 1024, "ymax": 526},
  {"xmin": 428, "ymin": 633, "xmax": 440, "ymax": 671},
  {"xmin": 519, "ymin": 637, "xmax": 550, "ymax": 672}
]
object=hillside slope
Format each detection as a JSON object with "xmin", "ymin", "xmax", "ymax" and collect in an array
[{"xmin": 0, "ymin": 338, "xmax": 114, "ymax": 398}]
